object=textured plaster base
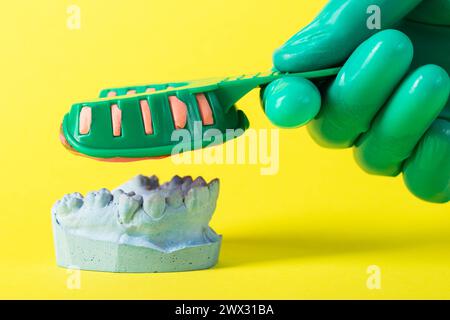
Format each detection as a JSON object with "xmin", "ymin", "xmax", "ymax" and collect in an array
[{"xmin": 53, "ymin": 220, "xmax": 221, "ymax": 273}]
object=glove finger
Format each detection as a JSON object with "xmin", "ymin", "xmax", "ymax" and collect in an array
[
  {"xmin": 274, "ymin": 0, "xmax": 422, "ymax": 72},
  {"xmin": 403, "ymin": 119, "xmax": 450, "ymax": 203},
  {"xmin": 354, "ymin": 64, "xmax": 450, "ymax": 176},
  {"xmin": 262, "ymin": 77, "xmax": 321, "ymax": 128},
  {"xmin": 307, "ymin": 29, "xmax": 413, "ymax": 148}
]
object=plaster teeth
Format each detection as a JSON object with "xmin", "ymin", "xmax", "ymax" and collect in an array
[
  {"xmin": 167, "ymin": 189, "xmax": 183, "ymax": 208},
  {"xmin": 53, "ymin": 175, "xmax": 221, "ymax": 255},
  {"xmin": 191, "ymin": 176, "xmax": 207, "ymax": 188},
  {"xmin": 55, "ymin": 175, "xmax": 219, "ymax": 225},
  {"xmin": 137, "ymin": 174, "xmax": 159, "ymax": 190},
  {"xmin": 55, "ymin": 201, "xmax": 70, "ymax": 216},
  {"xmin": 169, "ymin": 175, "xmax": 183, "ymax": 187},
  {"xmin": 208, "ymin": 179, "xmax": 220, "ymax": 202},
  {"xmin": 147, "ymin": 175, "xmax": 160, "ymax": 189},
  {"xmin": 67, "ymin": 193, "xmax": 84, "ymax": 210},
  {"xmin": 95, "ymin": 188, "xmax": 112, "ymax": 208},
  {"xmin": 181, "ymin": 176, "xmax": 193, "ymax": 195},
  {"xmin": 55, "ymin": 193, "xmax": 82, "ymax": 216},
  {"xmin": 84, "ymin": 191, "xmax": 96, "ymax": 207},
  {"xmin": 118, "ymin": 194, "xmax": 142, "ymax": 224},
  {"xmin": 143, "ymin": 192, "xmax": 166, "ymax": 219},
  {"xmin": 185, "ymin": 186, "xmax": 210, "ymax": 212},
  {"xmin": 112, "ymin": 189, "xmax": 124, "ymax": 204}
]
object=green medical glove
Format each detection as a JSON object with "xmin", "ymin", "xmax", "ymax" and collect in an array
[{"xmin": 263, "ymin": 0, "xmax": 450, "ymax": 203}]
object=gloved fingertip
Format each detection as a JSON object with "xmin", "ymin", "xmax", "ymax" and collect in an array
[
  {"xmin": 403, "ymin": 119, "xmax": 450, "ymax": 204},
  {"xmin": 273, "ymin": 40, "xmax": 330, "ymax": 72},
  {"xmin": 263, "ymin": 77, "xmax": 321, "ymax": 128}
]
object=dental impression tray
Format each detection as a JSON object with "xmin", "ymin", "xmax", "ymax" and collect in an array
[
  {"xmin": 52, "ymin": 175, "xmax": 221, "ymax": 273},
  {"xmin": 60, "ymin": 68, "xmax": 339, "ymax": 161}
]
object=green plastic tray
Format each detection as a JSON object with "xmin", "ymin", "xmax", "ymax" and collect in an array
[{"xmin": 61, "ymin": 68, "xmax": 340, "ymax": 160}]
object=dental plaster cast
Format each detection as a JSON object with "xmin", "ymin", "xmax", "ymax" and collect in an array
[{"xmin": 52, "ymin": 175, "xmax": 221, "ymax": 273}]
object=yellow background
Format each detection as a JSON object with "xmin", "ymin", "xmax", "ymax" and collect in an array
[{"xmin": 0, "ymin": 0, "xmax": 449, "ymax": 299}]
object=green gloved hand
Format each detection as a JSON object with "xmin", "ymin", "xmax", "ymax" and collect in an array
[{"xmin": 263, "ymin": 0, "xmax": 450, "ymax": 203}]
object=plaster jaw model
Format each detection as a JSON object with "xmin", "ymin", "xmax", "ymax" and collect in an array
[{"xmin": 52, "ymin": 175, "xmax": 221, "ymax": 273}]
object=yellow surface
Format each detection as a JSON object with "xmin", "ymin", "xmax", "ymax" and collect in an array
[{"xmin": 0, "ymin": 0, "xmax": 449, "ymax": 299}]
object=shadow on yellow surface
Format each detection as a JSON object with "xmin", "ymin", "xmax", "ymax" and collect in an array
[{"xmin": 219, "ymin": 227, "xmax": 450, "ymax": 268}]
